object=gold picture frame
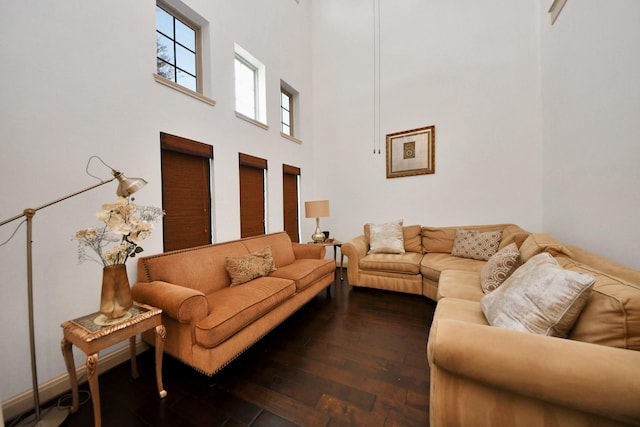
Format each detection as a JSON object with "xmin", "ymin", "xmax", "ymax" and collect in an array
[{"xmin": 386, "ymin": 125, "xmax": 435, "ymax": 178}]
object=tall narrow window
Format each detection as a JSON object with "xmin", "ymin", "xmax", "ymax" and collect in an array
[
  {"xmin": 160, "ymin": 133, "xmax": 213, "ymax": 251},
  {"xmin": 280, "ymin": 81, "xmax": 300, "ymax": 141},
  {"xmin": 234, "ymin": 44, "xmax": 267, "ymax": 126},
  {"xmin": 156, "ymin": 3, "xmax": 199, "ymax": 92},
  {"xmin": 239, "ymin": 153, "xmax": 268, "ymax": 238},
  {"xmin": 280, "ymin": 89, "xmax": 293, "ymax": 136},
  {"xmin": 235, "ymin": 56, "xmax": 258, "ymax": 119},
  {"xmin": 283, "ymin": 165, "xmax": 301, "ymax": 242}
]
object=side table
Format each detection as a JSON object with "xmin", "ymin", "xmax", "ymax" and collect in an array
[
  {"xmin": 61, "ymin": 303, "xmax": 167, "ymax": 427},
  {"xmin": 310, "ymin": 239, "xmax": 344, "ymax": 281}
]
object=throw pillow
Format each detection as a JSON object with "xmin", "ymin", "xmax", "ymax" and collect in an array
[
  {"xmin": 225, "ymin": 246, "xmax": 276, "ymax": 286},
  {"xmin": 451, "ymin": 229, "xmax": 502, "ymax": 261},
  {"xmin": 480, "ymin": 243, "xmax": 522, "ymax": 293},
  {"xmin": 367, "ymin": 219, "xmax": 405, "ymax": 254},
  {"xmin": 480, "ymin": 252, "xmax": 596, "ymax": 337}
]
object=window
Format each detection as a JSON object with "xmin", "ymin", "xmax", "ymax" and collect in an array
[
  {"xmin": 235, "ymin": 56, "xmax": 258, "ymax": 119},
  {"xmin": 239, "ymin": 154, "xmax": 268, "ymax": 238},
  {"xmin": 280, "ymin": 89, "xmax": 293, "ymax": 136},
  {"xmin": 160, "ymin": 133, "xmax": 213, "ymax": 251},
  {"xmin": 156, "ymin": 3, "xmax": 199, "ymax": 92},
  {"xmin": 234, "ymin": 44, "xmax": 267, "ymax": 126},
  {"xmin": 280, "ymin": 81, "xmax": 300, "ymax": 142},
  {"xmin": 283, "ymin": 165, "xmax": 301, "ymax": 242}
]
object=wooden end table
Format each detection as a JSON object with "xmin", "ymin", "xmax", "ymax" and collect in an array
[
  {"xmin": 309, "ymin": 239, "xmax": 344, "ymax": 281},
  {"xmin": 61, "ymin": 303, "xmax": 167, "ymax": 427}
]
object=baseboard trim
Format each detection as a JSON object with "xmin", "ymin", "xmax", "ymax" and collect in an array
[{"xmin": 2, "ymin": 341, "xmax": 149, "ymax": 421}]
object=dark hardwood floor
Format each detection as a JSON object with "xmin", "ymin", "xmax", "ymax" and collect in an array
[{"xmin": 19, "ymin": 270, "xmax": 436, "ymax": 427}]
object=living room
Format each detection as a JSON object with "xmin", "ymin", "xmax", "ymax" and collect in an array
[{"xmin": 1, "ymin": 0, "xmax": 638, "ymax": 423}]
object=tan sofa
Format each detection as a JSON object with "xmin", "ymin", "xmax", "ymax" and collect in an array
[
  {"xmin": 342, "ymin": 223, "xmax": 529, "ymax": 300},
  {"xmin": 344, "ymin": 224, "xmax": 640, "ymax": 425},
  {"xmin": 131, "ymin": 232, "xmax": 335, "ymax": 375}
]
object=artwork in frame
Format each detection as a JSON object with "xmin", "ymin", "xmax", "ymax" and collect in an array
[{"xmin": 386, "ymin": 125, "xmax": 435, "ymax": 178}]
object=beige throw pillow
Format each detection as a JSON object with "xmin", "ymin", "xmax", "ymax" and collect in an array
[
  {"xmin": 368, "ymin": 219, "xmax": 405, "ymax": 254},
  {"xmin": 481, "ymin": 252, "xmax": 596, "ymax": 337},
  {"xmin": 451, "ymin": 229, "xmax": 502, "ymax": 261},
  {"xmin": 480, "ymin": 243, "xmax": 522, "ymax": 293},
  {"xmin": 225, "ymin": 246, "xmax": 276, "ymax": 286}
]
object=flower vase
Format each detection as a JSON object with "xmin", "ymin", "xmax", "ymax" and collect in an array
[{"xmin": 100, "ymin": 264, "xmax": 133, "ymax": 319}]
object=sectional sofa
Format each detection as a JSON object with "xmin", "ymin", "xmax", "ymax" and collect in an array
[
  {"xmin": 342, "ymin": 222, "xmax": 640, "ymax": 426},
  {"xmin": 131, "ymin": 231, "xmax": 335, "ymax": 375}
]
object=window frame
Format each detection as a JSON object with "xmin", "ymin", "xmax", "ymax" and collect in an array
[
  {"xmin": 156, "ymin": 2, "xmax": 201, "ymax": 93},
  {"xmin": 280, "ymin": 88, "xmax": 293, "ymax": 137},
  {"xmin": 280, "ymin": 80, "xmax": 301, "ymax": 143},
  {"xmin": 234, "ymin": 44, "xmax": 267, "ymax": 128},
  {"xmin": 154, "ymin": 1, "xmax": 215, "ymax": 106}
]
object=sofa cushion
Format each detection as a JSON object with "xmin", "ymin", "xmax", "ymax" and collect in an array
[
  {"xmin": 480, "ymin": 243, "xmax": 522, "ymax": 293},
  {"xmin": 366, "ymin": 220, "xmax": 405, "ymax": 254},
  {"xmin": 225, "ymin": 246, "xmax": 276, "ymax": 286},
  {"xmin": 359, "ymin": 252, "xmax": 423, "ymax": 275},
  {"xmin": 364, "ymin": 223, "xmax": 422, "ymax": 253},
  {"xmin": 269, "ymin": 258, "xmax": 336, "ymax": 291},
  {"xmin": 557, "ymin": 257, "xmax": 640, "ymax": 350},
  {"xmin": 519, "ymin": 233, "xmax": 574, "ymax": 263},
  {"xmin": 451, "ymin": 229, "xmax": 502, "ymax": 261},
  {"xmin": 421, "ymin": 224, "xmax": 516, "ymax": 254},
  {"xmin": 402, "ymin": 225, "xmax": 423, "ymax": 253},
  {"xmin": 481, "ymin": 253, "xmax": 595, "ymax": 337},
  {"xmin": 241, "ymin": 232, "xmax": 297, "ymax": 268},
  {"xmin": 434, "ymin": 297, "xmax": 490, "ymax": 326},
  {"xmin": 195, "ymin": 276, "xmax": 296, "ymax": 348},
  {"xmin": 137, "ymin": 241, "xmax": 250, "ymax": 295},
  {"xmin": 421, "ymin": 252, "xmax": 486, "ymax": 283},
  {"xmin": 437, "ymin": 270, "xmax": 484, "ymax": 302}
]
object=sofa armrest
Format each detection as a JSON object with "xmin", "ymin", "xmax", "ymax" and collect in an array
[
  {"xmin": 428, "ymin": 318, "xmax": 640, "ymax": 425},
  {"xmin": 292, "ymin": 242, "xmax": 326, "ymax": 259},
  {"xmin": 342, "ymin": 235, "xmax": 368, "ymax": 281},
  {"xmin": 131, "ymin": 280, "xmax": 208, "ymax": 324}
]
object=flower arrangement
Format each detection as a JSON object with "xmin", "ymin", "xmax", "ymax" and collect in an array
[{"xmin": 75, "ymin": 197, "xmax": 164, "ymax": 266}]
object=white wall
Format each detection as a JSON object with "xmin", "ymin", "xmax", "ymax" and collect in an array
[
  {"xmin": 0, "ymin": 0, "xmax": 316, "ymax": 403},
  {"xmin": 311, "ymin": 0, "xmax": 543, "ymax": 243},
  {"xmin": 540, "ymin": 1, "xmax": 640, "ymax": 269}
]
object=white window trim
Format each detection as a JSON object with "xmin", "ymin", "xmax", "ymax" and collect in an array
[
  {"xmin": 234, "ymin": 43, "xmax": 267, "ymax": 126},
  {"xmin": 155, "ymin": 0, "xmax": 214, "ymax": 103},
  {"xmin": 154, "ymin": 73, "xmax": 216, "ymax": 106}
]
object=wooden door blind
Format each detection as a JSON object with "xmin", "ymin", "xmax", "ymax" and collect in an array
[
  {"xmin": 239, "ymin": 153, "xmax": 267, "ymax": 238},
  {"xmin": 161, "ymin": 132, "xmax": 213, "ymax": 251},
  {"xmin": 283, "ymin": 164, "xmax": 300, "ymax": 242}
]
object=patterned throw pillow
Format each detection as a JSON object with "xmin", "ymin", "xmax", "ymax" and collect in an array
[
  {"xmin": 451, "ymin": 229, "xmax": 502, "ymax": 261},
  {"xmin": 225, "ymin": 246, "xmax": 276, "ymax": 286},
  {"xmin": 480, "ymin": 243, "xmax": 522, "ymax": 293},
  {"xmin": 480, "ymin": 252, "xmax": 595, "ymax": 337},
  {"xmin": 367, "ymin": 219, "xmax": 405, "ymax": 254}
]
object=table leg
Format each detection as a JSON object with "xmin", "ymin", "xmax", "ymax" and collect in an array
[
  {"xmin": 86, "ymin": 353, "xmax": 101, "ymax": 427},
  {"xmin": 129, "ymin": 335, "xmax": 139, "ymax": 379},
  {"xmin": 155, "ymin": 325, "xmax": 167, "ymax": 398},
  {"xmin": 340, "ymin": 251, "xmax": 345, "ymax": 281},
  {"xmin": 61, "ymin": 338, "xmax": 79, "ymax": 413}
]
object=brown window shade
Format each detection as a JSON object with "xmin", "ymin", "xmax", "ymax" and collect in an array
[
  {"xmin": 239, "ymin": 153, "xmax": 267, "ymax": 169},
  {"xmin": 239, "ymin": 153, "xmax": 267, "ymax": 238},
  {"xmin": 161, "ymin": 133, "xmax": 213, "ymax": 251},
  {"xmin": 161, "ymin": 132, "xmax": 213, "ymax": 158},
  {"xmin": 283, "ymin": 164, "xmax": 300, "ymax": 242}
]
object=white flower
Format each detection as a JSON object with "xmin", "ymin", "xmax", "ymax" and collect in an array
[{"xmin": 75, "ymin": 197, "xmax": 163, "ymax": 267}]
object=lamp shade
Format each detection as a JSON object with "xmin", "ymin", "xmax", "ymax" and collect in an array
[
  {"xmin": 305, "ymin": 200, "xmax": 330, "ymax": 218},
  {"xmin": 114, "ymin": 172, "xmax": 148, "ymax": 197}
]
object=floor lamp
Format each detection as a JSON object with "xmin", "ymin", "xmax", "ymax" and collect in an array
[{"xmin": 0, "ymin": 156, "xmax": 147, "ymax": 427}]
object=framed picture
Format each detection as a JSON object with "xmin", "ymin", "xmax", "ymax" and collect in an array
[{"xmin": 386, "ymin": 125, "xmax": 435, "ymax": 178}]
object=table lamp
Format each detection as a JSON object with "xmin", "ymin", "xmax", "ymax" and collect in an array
[{"xmin": 304, "ymin": 200, "xmax": 330, "ymax": 243}]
